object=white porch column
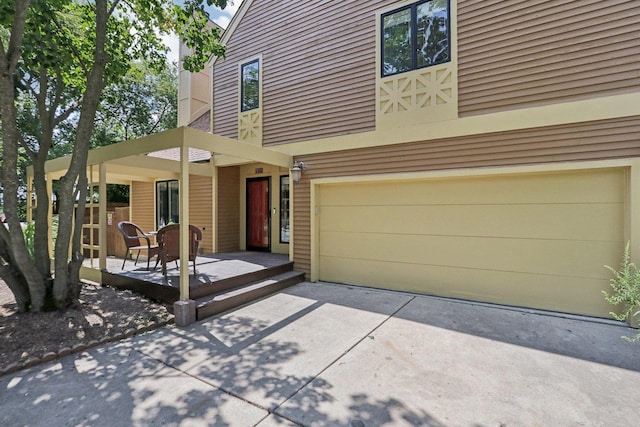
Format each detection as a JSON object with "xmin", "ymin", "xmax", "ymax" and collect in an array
[
  {"xmin": 27, "ymin": 175, "xmax": 34, "ymax": 222},
  {"xmin": 179, "ymin": 145, "xmax": 190, "ymax": 300},
  {"xmin": 98, "ymin": 163, "xmax": 107, "ymax": 271},
  {"xmin": 211, "ymin": 159, "xmax": 218, "ymax": 253}
]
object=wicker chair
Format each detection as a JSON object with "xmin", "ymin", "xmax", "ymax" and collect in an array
[
  {"xmin": 154, "ymin": 224, "xmax": 202, "ymax": 276},
  {"xmin": 117, "ymin": 221, "xmax": 159, "ymax": 270}
]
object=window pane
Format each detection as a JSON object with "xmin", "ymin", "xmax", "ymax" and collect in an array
[
  {"xmin": 156, "ymin": 181, "xmax": 167, "ymax": 228},
  {"xmin": 280, "ymin": 176, "xmax": 290, "ymax": 243},
  {"xmin": 156, "ymin": 180, "xmax": 179, "ymax": 228},
  {"xmin": 416, "ymin": 0, "xmax": 450, "ymax": 68},
  {"xmin": 168, "ymin": 180, "xmax": 179, "ymax": 224},
  {"xmin": 241, "ymin": 60, "xmax": 260, "ymax": 111},
  {"xmin": 382, "ymin": 8, "xmax": 412, "ymax": 76}
]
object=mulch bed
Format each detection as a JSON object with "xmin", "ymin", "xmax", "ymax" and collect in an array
[{"xmin": 0, "ymin": 280, "xmax": 173, "ymax": 376}]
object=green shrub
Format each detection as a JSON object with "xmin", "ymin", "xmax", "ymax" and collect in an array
[{"xmin": 604, "ymin": 242, "xmax": 640, "ymax": 341}]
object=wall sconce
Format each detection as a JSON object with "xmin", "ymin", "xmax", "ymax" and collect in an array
[{"xmin": 290, "ymin": 161, "xmax": 305, "ymax": 183}]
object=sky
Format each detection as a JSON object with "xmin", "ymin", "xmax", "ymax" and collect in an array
[{"xmin": 162, "ymin": 0, "xmax": 241, "ymax": 64}]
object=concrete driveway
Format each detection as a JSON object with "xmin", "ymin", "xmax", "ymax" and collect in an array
[{"xmin": 2, "ymin": 282, "xmax": 639, "ymax": 426}]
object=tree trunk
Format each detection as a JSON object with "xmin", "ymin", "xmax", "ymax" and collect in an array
[
  {"xmin": 0, "ymin": 236, "xmax": 31, "ymax": 312},
  {"xmin": 0, "ymin": 1, "xmax": 47, "ymax": 311},
  {"xmin": 52, "ymin": 0, "xmax": 109, "ymax": 308}
]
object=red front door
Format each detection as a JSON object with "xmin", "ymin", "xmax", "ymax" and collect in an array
[{"xmin": 247, "ymin": 177, "xmax": 270, "ymax": 251}]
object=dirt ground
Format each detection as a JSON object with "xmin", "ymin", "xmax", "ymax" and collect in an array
[{"xmin": 0, "ymin": 279, "xmax": 173, "ymax": 371}]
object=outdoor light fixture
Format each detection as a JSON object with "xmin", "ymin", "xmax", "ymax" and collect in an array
[{"xmin": 290, "ymin": 161, "xmax": 305, "ymax": 183}]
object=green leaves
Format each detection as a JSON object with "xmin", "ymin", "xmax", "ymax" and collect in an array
[
  {"xmin": 172, "ymin": 0, "xmax": 226, "ymax": 72},
  {"xmin": 603, "ymin": 242, "xmax": 640, "ymax": 341},
  {"xmin": 603, "ymin": 242, "xmax": 640, "ymax": 319}
]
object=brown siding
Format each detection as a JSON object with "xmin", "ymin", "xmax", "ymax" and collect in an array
[
  {"xmin": 217, "ymin": 166, "xmax": 240, "ymax": 252},
  {"xmin": 293, "ymin": 116, "xmax": 640, "ymax": 275},
  {"xmin": 213, "ymin": 0, "xmax": 382, "ymax": 145},
  {"xmin": 458, "ymin": 0, "xmax": 640, "ymax": 116},
  {"xmin": 189, "ymin": 175, "xmax": 213, "ymax": 253},
  {"xmin": 130, "ymin": 181, "xmax": 155, "ymax": 233}
]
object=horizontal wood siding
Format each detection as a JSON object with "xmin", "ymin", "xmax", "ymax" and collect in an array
[
  {"xmin": 213, "ymin": 0, "xmax": 383, "ymax": 146},
  {"xmin": 217, "ymin": 166, "xmax": 240, "ymax": 252},
  {"xmin": 130, "ymin": 181, "xmax": 155, "ymax": 233},
  {"xmin": 293, "ymin": 116, "xmax": 640, "ymax": 275},
  {"xmin": 189, "ymin": 175, "xmax": 213, "ymax": 253},
  {"xmin": 458, "ymin": 0, "xmax": 640, "ymax": 116}
]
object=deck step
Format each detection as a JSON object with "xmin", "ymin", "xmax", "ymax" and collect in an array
[
  {"xmin": 195, "ymin": 270, "xmax": 305, "ymax": 320},
  {"xmin": 189, "ymin": 261, "xmax": 295, "ymax": 300}
]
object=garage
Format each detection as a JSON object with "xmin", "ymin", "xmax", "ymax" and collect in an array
[{"xmin": 317, "ymin": 168, "xmax": 626, "ymax": 318}]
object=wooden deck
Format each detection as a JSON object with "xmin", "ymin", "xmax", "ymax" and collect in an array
[{"xmin": 99, "ymin": 251, "xmax": 305, "ymax": 319}]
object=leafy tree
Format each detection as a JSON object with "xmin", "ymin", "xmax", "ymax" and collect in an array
[
  {"xmin": 0, "ymin": 0, "xmax": 227, "ymax": 312},
  {"xmin": 55, "ymin": 59, "xmax": 178, "ymax": 205},
  {"xmin": 94, "ymin": 60, "xmax": 179, "ymax": 145}
]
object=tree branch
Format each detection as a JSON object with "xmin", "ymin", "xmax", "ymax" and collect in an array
[
  {"xmin": 4, "ymin": 0, "xmax": 31, "ymax": 74},
  {"xmin": 18, "ymin": 133, "xmax": 36, "ymax": 160},
  {"xmin": 107, "ymin": 0, "xmax": 122, "ymax": 18},
  {"xmin": 147, "ymin": 102, "xmax": 169, "ymax": 134},
  {"xmin": 53, "ymin": 104, "xmax": 79, "ymax": 127}
]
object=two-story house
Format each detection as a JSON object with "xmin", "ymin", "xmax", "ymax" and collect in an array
[
  {"xmin": 42, "ymin": 0, "xmax": 640, "ymax": 319},
  {"xmin": 187, "ymin": 0, "xmax": 640, "ymax": 319}
]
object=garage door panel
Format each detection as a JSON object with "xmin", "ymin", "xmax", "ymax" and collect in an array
[
  {"xmin": 317, "ymin": 168, "xmax": 626, "ymax": 318},
  {"xmin": 320, "ymin": 203, "xmax": 623, "ymax": 242},
  {"xmin": 320, "ymin": 231, "xmax": 620, "ymax": 279},
  {"xmin": 320, "ymin": 168, "xmax": 625, "ymax": 207},
  {"xmin": 319, "ymin": 256, "xmax": 613, "ymax": 317}
]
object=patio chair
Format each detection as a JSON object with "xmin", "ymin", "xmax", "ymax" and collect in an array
[
  {"xmin": 154, "ymin": 224, "xmax": 202, "ymax": 276},
  {"xmin": 117, "ymin": 221, "xmax": 159, "ymax": 270}
]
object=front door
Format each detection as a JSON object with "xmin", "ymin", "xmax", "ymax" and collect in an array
[{"xmin": 246, "ymin": 177, "xmax": 270, "ymax": 251}]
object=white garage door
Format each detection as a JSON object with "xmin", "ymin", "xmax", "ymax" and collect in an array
[{"xmin": 318, "ymin": 168, "xmax": 625, "ymax": 317}]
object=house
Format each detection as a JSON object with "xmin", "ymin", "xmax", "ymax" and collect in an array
[{"xmin": 40, "ymin": 0, "xmax": 640, "ymax": 319}]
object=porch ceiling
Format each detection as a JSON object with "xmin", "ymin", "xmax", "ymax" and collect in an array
[{"xmin": 40, "ymin": 127, "xmax": 293, "ymax": 181}]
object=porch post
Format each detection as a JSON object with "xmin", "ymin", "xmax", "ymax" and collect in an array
[
  {"xmin": 179, "ymin": 145, "xmax": 190, "ymax": 301},
  {"xmin": 98, "ymin": 163, "xmax": 107, "ymax": 271},
  {"xmin": 27, "ymin": 174, "xmax": 34, "ymax": 222},
  {"xmin": 211, "ymin": 160, "xmax": 218, "ymax": 253}
]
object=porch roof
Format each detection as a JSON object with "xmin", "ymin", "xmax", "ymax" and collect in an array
[
  {"xmin": 36, "ymin": 127, "xmax": 294, "ymax": 302},
  {"xmin": 39, "ymin": 126, "xmax": 292, "ymax": 182}
]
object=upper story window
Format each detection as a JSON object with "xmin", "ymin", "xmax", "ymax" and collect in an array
[
  {"xmin": 381, "ymin": 0, "xmax": 450, "ymax": 77},
  {"xmin": 241, "ymin": 59, "xmax": 260, "ymax": 111}
]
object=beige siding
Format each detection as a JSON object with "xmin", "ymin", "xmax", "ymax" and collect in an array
[
  {"xmin": 132, "ymin": 178, "xmax": 213, "ymax": 252},
  {"xmin": 458, "ymin": 0, "xmax": 640, "ymax": 115},
  {"xmin": 217, "ymin": 166, "xmax": 240, "ymax": 252},
  {"xmin": 189, "ymin": 175, "xmax": 213, "ymax": 253},
  {"xmin": 130, "ymin": 181, "xmax": 155, "ymax": 233},
  {"xmin": 293, "ymin": 116, "xmax": 640, "ymax": 276},
  {"xmin": 213, "ymin": 0, "xmax": 382, "ymax": 145}
]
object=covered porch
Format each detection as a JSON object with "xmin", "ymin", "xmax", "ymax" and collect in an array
[
  {"xmin": 93, "ymin": 251, "xmax": 303, "ymax": 321},
  {"xmin": 35, "ymin": 127, "xmax": 299, "ymax": 322}
]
